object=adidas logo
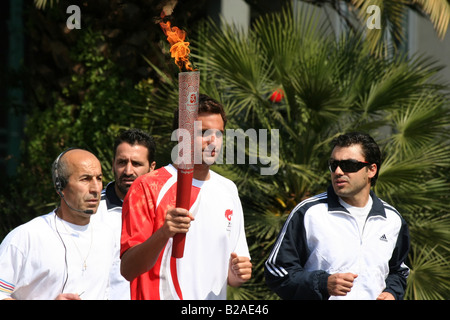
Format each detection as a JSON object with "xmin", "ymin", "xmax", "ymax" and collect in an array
[{"xmin": 379, "ymin": 234, "xmax": 388, "ymax": 242}]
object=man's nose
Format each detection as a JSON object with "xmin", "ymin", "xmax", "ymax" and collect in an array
[
  {"xmin": 124, "ymin": 161, "xmax": 133, "ymax": 174},
  {"xmin": 90, "ymin": 178, "xmax": 102, "ymax": 194},
  {"xmin": 334, "ymin": 165, "xmax": 344, "ymax": 175}
]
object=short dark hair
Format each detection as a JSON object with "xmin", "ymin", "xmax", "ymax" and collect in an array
[
  {"xmin": 114, "ymin": 128, "xmax": 156, "ymax": 163},
  {"xmin": 331, "ymin": 132, "xmax": 381, "ymax": 186},
  {"xmin": 172, "ymin": 94, "xmax": 227, "ymax": 130}
]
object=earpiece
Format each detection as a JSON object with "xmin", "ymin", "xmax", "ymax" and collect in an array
[
  {"xmin": 53, "ymin": 148, "xmax": 77, "ymax": 193},
  {"xmin": 53, "ymin": 148, "xmax": 94, "ymax": 214}
]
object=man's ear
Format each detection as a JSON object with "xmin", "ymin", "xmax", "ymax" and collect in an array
[{"xmin": 367, "ymin": 163, "xmax": 377, "ymax": 179}]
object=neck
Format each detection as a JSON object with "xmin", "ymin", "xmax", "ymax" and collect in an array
[
  {"xmin": 339, "ymin": 192, "xmax": 371, "ymax": 208},
  {"xmin": 114, "ymin": 183, "xmax": 125, "ymax": 200},
  {"xmin": 193, "ymin": 163, "xmax": 210, "ymax": 181},
  {"xmin": 56, "ymin": 206, "xmax": 90, "ymax": 226}
]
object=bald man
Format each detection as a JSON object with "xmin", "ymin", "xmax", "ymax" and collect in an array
[{"xmin": 0, "ymin": 148, "xmax": 115, "ymax": 300}]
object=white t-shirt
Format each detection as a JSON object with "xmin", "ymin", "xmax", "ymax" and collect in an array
[
  {"xmin": 339, "ymin": 196, "xmax": 373, "ymax": 237},
  {"xmin": 175, "ymin": 167, "xmax": 250, "ymax": 299},
  {"xmin": 92, "ymin": 182, "xmax": 130, "ymax": 300},
  {"xmin": 0, "ymin": 211, "xmax": 115, "ymax": 300}
]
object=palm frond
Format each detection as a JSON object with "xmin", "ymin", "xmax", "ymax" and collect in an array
[
  {"xmin": 412, "ymin": 0, "xmax": 450, "ymax": 39},
  {"xmin": 389, "ymin": 95, "xmax": 450, "ymax": 154},
  {"xmin": 409, "ymin": 214, "xmax": 450, "ymax": 253},
  {"xmin": 34, "ymin": 0, "xmax": 59, "ymax": 10},
  {"xmin": 405, "ymin": 245, "xmax": 450, "ymax": 300},
  {"xmin": 351, "ymin": 0, "xmax": 408, "ymax": 56},
  {"xmin": 376, "ymin": 144, "xmax": 450, "ymax": 211}
]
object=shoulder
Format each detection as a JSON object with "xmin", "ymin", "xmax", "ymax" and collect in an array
[
  {"xmin": 100, "ymin": 181, "xmax": 122, "ymax": 210},
  {"xmin": 291, "ymin": 192, "xmax": 328, "ymax": 216},
  {"xmin": 380, "ymin": 198, "xmax": 400, "ymax": 215},
  {"xmin": 209, "ymin": 170, "xmax": 238, "ymax": 190},
  {"xmin": 378, "ymin": 197, "xmax": 407, "ymax": 224},
  {"xmin": 128, "ymin": 166, "xmax": 174, "ymax": 195},
  {"xmin": 1, "ymin": 213, "xmax": 54, "ymax": 248},
  {"xmin": 123, "ymin": 166, "xmax": 177, "ymax": 212},
  {"xmin": 15, "ymin": 213, "xmax": 54, "ymax": 234},
  {"xmin": 281, "ymin": 192, "xmax": 329, "ymax": 230},
  {"xmin": 207, "ymin": 170, "xmax": 242, "ymax": 201},
  {"xmin": 138, "ymin": 166, "xmax": 174, "ymax": 185}
]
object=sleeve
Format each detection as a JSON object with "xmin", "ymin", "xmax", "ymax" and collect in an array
[
  {"xmin": 384, "ymin": 217, "xmax": 410, "ymax": 300},
  {"xmin": 232, "ymin": 190, "xmax": 250, "ymax": 259},
  {"xmin": 120, "ymin": 177, "xmax": 156, "ymax": 258},
  {"xmin": 264, "ymin": 209, "xmax": 330, "ymax": 300},
  {"xmin": 0, "ymin": 229, "xmax": 25, "ymax": 300}
]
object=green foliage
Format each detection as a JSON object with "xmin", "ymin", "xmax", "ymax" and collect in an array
[
  {"xmin": 1, "ymin": 0, "xmax": 210, "ymax": 239},
  {"xmin": 0, "ymin": 29, "xmax": 155, "ymax": 239}
]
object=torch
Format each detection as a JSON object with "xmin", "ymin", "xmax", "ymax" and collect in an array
[{"xmin": 160, "ymin": 15, "xmax": 198, "ymax": 258}]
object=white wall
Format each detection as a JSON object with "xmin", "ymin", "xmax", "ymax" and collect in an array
[
  {"xmin": 408, "ymin": 10, "xmax": 450, "ymax": 85},
  {"xmin": 218, "ymin": 0, "xmax": 250, "ymax": 28}
]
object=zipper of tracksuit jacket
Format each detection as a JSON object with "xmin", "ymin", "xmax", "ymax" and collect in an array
[{"xmin": 329, "ymin": 210, "xmax": 365, "ymax": 245}]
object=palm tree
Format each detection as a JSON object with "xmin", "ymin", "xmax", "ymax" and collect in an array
[
  {"xmin": 144, "ymin": 4, "xmax": 450, "ymax": 299},
  {"xmin": 305, "ymin": 0, "xmax": 450, "ymax": 57},
  {"xmin": 34, "ymin": 0, "xmax": 450, "ymax": 53}
]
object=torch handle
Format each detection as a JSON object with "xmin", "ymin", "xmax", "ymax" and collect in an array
[
  {"xmin": 173, "ymin": 71, "xmax": 199, "ymax": 258},
  {"xmin": 172, "ymin": 169, "xmax": 194, "ymax": 258}
]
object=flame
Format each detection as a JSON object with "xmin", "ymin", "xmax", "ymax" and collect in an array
[{"xmin": 160, "ymin": 16, "xmax": 195, "ymax": 72}]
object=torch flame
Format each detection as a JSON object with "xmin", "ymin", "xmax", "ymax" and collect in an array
[{"xmin": 160, "ymin": 16, "xmax": 195, "ymax": 72}]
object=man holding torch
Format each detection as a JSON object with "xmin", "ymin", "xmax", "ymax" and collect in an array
[{"xmin": 120, "ymin": 95, "xmax": 252, "ymax": 300}]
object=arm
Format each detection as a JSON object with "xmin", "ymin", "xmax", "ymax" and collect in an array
[
  {"xmin": 227, "ymin": 189, "xmax": 252, "ymax": 287},
  {"xmin": 0, "ymin": 228, "xmax": 22, "ymax": 300},
  {"xmin": 380, "ymin": 219, "xmax": 410, "ymax": 300},
  {"xmin": 120, "ymin": 207, "xmax": 194, "ymax": 281},
  {"xmin": 264, "ymin": 210, "xmax": 330, "ymax": 300}
]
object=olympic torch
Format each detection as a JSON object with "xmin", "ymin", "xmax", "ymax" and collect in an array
[
  {"xmin": 172, "ymin": 71, "xmax": 199, "ymax": 258},
  {"xmin": 160, "ymin": 15, "xmax": 198, "ymax": 258}
]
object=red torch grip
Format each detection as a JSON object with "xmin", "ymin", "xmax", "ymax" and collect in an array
[{"xmin": 172, "ymin": 169, "xmax": 193, "ymax": 258}]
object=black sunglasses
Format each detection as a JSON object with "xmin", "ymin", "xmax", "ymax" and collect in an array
[{"xmin": 328, "ymin": 159, "xmax": 371, "ymax": 173}]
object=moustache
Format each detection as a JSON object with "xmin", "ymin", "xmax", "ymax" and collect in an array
[{"xmin": 119, "ymin": 174, "xmax": 137, "ymax": 181}]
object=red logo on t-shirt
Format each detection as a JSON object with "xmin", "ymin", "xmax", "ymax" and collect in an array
[
  {"xmin": 225, "ymin": 209, "xmax": 233, "ymax": 221},
  {"xmin": 190, "ymin": 94, "xmax": 196, "ymax": 104}
]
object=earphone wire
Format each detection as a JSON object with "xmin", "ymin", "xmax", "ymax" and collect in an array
[{"xmin": 54, "ymin": 210, "xmax": 68, "ymax": 294}]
